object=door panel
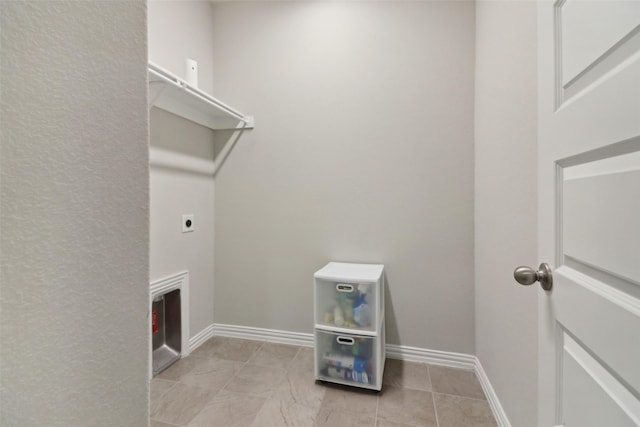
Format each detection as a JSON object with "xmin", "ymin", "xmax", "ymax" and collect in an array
[
  {"xmin": 538, "ymin": 0, "xmax": 640, "ymax": 425},
  {"xmin": 554, "ymin": 267, "xmax": 640, "ymax": 395},
  {"xmin": 562, "ymin": 332, "xmax": 639, "ymax": 426},
  {"xmin": 557, "ymin": 0, "xmax": 640, "ymax": 104},
  {"xmin": 563, "ymin": 159, "xmax": 640, "ymax": 283},
  {"xmin": 561, "ymin": 0, "xmax": 640, "ymax": 84}
]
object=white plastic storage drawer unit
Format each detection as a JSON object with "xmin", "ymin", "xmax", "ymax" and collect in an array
[{"xmin": 313, "ymin": 262, "xmax": 385, "ymax": 391}]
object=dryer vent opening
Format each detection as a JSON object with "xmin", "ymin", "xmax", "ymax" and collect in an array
[{"xmin": 152, "ymin": 288, "xmax": 181, "ymax": 376}]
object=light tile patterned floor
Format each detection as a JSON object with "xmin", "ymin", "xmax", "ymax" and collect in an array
[{"xmin": 150, "ymin": 337, "xmax": 497, "ymax": 427}]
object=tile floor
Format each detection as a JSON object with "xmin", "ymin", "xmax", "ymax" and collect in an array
[{"xmin": 150, "ymin": 337, "xmax": 497, "ymax": 427}]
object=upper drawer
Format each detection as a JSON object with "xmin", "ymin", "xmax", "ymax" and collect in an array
[{"xmin": 314, "ymin": 278, "xmax": 381, "ymax": 333}]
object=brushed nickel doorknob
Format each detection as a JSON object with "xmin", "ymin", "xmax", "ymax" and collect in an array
[{"xmin": 513, "ymin": 263, "xmax": 553, "ymax": 291}]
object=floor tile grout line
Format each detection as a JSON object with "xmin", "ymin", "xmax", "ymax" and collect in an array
[
  {"xmin": 152, "ymin": 379, "xmax": 179, "ymax": 408},
  {"xmin": 244, "ymin": 340, "xmax": 265, "ymax": 366},
  {"xmin": 426, "ymin": 362, "xmax": 488, "ymax": 402},
  {"xmin": 243, "ymin": 343, "xmax": 301, "ymax": 371},
  {"xmin": 175, "ymin": 372, "xmax": 217, "ymax": 425},
  {"xmin": 149, "ymin": 378, "xmax": 182, "ymax": 423},
  {"xmin": 150, "ymin": 416, "xmax": 181, "ymax": 427},
  {"xmin": 221, "ymin": 339, "xmax": 265, "ymax": 393},
  {"xmin": 291, "ymin": 345, "xmax": 304, "ymax": 366},
  {"xmin": 374, "ymin": 390, "xmax": 380, "ymax": 427},
  {"xmin": 426, "ymin": 364, "xmax": 440, "ymax": 427},
  {"xmin": 431, "ymin": 390, "xmax": 489, "ymax": 402},
  {"xmin": 432, "ymin": 390, "xmax": 440, "ymax": 427},
  {"xmin": 150, "ymin": 420, "xmax": 181, "ymax": 427},
  {"xmin": 180, "ymin": 338, "xmax": 266, "ymax": 426}
]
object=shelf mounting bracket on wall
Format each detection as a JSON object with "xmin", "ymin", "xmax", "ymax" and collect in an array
[{"xmin": 148, "ymin": 62, "xmax": 254, "ymax": 131}]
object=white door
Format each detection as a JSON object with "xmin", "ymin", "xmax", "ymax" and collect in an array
[{"xmin": 537, "ymin": 1, "xmax": 640, "ymax": 426}]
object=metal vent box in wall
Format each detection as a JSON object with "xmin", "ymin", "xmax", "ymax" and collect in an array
[{"xmin": 152, "ymin": 288, "xmax": 181, "ymax": 376}]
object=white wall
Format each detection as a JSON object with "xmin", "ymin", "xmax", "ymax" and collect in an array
[
  {"xmin": 211, "ymin": 1, "xmax": 476, "ymax": 353},
  {"xmin": 148, "ymin": 0, "xmax": 214, "ymax": 94},
  {"xmin": 149, "ymin": 108, "xmax": 216, "ymax": 338},
  {"xmin": 475, "ymin": 2, "xmax": 538, "ymax": 426},
  {"xmin": 148, "ymin": 0, "xmax": 217, "ymax": 340},
  {"xmin": 0, "ymin": 1, "xmax": 149, "ymax": 425}
]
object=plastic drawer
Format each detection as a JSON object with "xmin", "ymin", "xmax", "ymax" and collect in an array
[
  {"xmin": 314, "ymin": 329, "xmax": 382, "ymax": 390},
  {"xmin": 314, "ymin": 278, "xmax": 379, "ymax": 333}
]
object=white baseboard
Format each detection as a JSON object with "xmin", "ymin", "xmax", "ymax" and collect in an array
[
  {"xmin": 212, "ymin": 323, "xmax": 314, "ymax": 347},
  {"xmin": 385, "ymin": 343, "xmax": 476, "ymax": 369},
  {"xmin": 474, "ymin": 357, "xmax": 512, "ymax": 427},
  {"xmin": 189, "ymin": 324, "xmax": 215, "ymax": 353},
  {"xmin": 206, "ymin": 323, "xmax": 510, "ymax": 426}
]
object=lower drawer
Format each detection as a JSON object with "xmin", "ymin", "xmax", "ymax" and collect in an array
[{"xmin": 314, "ymin": 329, "xmax": 382, "ymax": 390}]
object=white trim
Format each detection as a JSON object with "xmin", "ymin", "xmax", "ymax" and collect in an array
[
  {"xmin": 150, "ymin": 271, "xmax": 190, "ymax": 379},
  {"xmin": 563, "ymin": 150, "xmax": 640, "ymax": 180},
  {"xmin": 385, "ymin": 344, "xmax": 476, "ymax": 369},
  {"xmin": 213, "ymin": 323, "xmax": 314, "ymax": 347},
  {"xmin": 209, "ymin": 323, "xmax": 510, "ymax": 426},
  {"xmin": 189, "ymin": 324, "xmax": 215, "ymax": 353},
  {"xmin": 560, "ymin": 265, "xmax": 640, "ymax": 316},
  {"xmin": 474, "ymin": 357, "xmax": 513, "ymax": 427}
]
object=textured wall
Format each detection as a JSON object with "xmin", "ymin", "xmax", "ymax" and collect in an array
[
  {"xmin": 0, "ymin": 1, "xmax": 149, "ymax": 425},
  {"xmin": 211, "ymin": 1, "xmax": 476, "ymax": 353},
  {"xmin": 475, "ymin": 1, "xmax": 538, "ymax": 426}
]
